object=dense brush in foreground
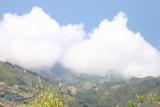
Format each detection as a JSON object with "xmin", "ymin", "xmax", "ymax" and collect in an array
[
  {"xmin": 129, "ymin": 94, "xmax": 160, "ymax": 107},
  {"xmin": 18, "ymin": 91, "xmax": 64, "ymax": 107}
]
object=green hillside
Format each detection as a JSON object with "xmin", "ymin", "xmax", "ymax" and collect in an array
[
  {"xmin": 0, "ymin": 61, "xmax": 48, "ymax": 106},
  {"xmin": 0, "ymin": 61, "xmax": 160, "ymax": 107},
  {"xmin": 0, "ymin": 61, "xmax": 40, "ymax": 86},
  {"xmin": 70, "ymin": 76, "xmax": 160, "ymax": 107}
]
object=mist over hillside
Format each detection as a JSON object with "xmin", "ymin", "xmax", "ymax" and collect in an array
[
  {"xmin": 0, "ymin": 7, "xmax": 160, "ymax": 78},
  {"xmin": 0, "ymin": 1, "xmax": 160, "ymax": 107},
  {"xmin": 0, "ymin": 61, "xmax": 160, "ymax": 107}
]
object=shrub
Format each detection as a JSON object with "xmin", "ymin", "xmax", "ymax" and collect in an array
[{"xmin": 19, "ymin": 91, "xmax": 64, "ymax": 107}]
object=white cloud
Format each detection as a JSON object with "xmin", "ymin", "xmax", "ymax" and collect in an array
[
  {"xmin": 0, "ymin": 7, "xmax": 160, "ymax": 77},
  {"xmin": 0, "ymin": 7, "xmax": 84, "ymax": 69},
  {"xmin": 62, "ymin": 12, "xmax": 160, "ymax": 77}
]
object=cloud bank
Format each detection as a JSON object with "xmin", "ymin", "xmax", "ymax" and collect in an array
[
  {"xmin": 0, "ymin": 7, "xmax": 84, "ymax": 69},
  {"xmin": 0, "ymin": 7, "xmax": 160, "ymax": 77}
]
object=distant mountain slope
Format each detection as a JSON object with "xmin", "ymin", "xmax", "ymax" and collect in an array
[
  {"xmin": 38, "ymin": 63, "xmax": 73, "ymax": 83},
  {"xmin": 0, "ymin": 61, "xmax": 43, "ymax": 86},
  {"xmin": 0, "ymin": 60, "xmax": 160, "ymax": 107},
  {"xmin": 85, "ymin": 76, "xmax": 160, "ymax": 107},
  {"xmin": 0, "ymin": 61, "xmax": 48, "ymax": 106}
]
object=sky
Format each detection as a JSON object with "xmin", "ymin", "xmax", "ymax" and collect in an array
[
  {"xmin": 0, "ymin": 0, "xmax": 160, "ymax": 49},
  {"xmin": 0, "ymin": 1, "xmax": 160, "ymax": 78}
]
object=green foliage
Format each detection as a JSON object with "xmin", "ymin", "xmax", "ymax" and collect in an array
[
  {"xmin": 19, "ymin": 91, "xmax": 64, "ymax": 107},
  {"xmin": 1, "ymin": 61, "xmax": 160, "ymax": 107},
  {"xmin": 0, "ymin": 61, "xmax": 42, "ymax": 86},
  {"xmin": 129, "ymin": 94, "xmax": 160, "ymax": 107},
  {"xmin": 138, "ymin": 96, "xmax": 144, "ymax": 104},
  {"xmin": 129, "ymin": 100, "xmax": 136, "ymax": 107}
]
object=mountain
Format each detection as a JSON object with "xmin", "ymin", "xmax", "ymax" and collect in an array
[
  {"xmin": 0, "ymin": 61, "xmax": 160, "ymax": 107},
  {"xmin": 33, "ymin": 63, "xmax": 160, "ymax": 107},
  {"xmin": 71, "ymin": 76, "xmax": 160, "ymax": 107},
  {"xmin": 0, "ymin": 61, "xmax": 48, "ymax": 106},
  {"xmin": 37, "ymin": 63, "xmax": 73, "ymax": 83}
]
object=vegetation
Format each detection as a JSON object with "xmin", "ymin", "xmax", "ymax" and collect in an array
[
  {"xmin": 19, "ymin": 91, "xmax": 64, "ymax": 107},
  {"xmin": 129, "ymin": 94, "xmax": 160, "ymax": 107},
  {"xmin": 0, "ymin": 61, "xmax": 160, "ymax": 107}
]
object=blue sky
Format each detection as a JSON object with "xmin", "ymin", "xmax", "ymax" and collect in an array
[{"xmin": 0, "ymin": 0, "xmax": 160, "ymax": 49}]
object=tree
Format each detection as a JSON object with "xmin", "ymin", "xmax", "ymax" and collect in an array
[
  {"xmin": 129, "ymin": 94, "xmax": 160, "ymax": 107},
  {"xmin": 19, "ymin": 91, "xmax": 64, "ymax": 107}
]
